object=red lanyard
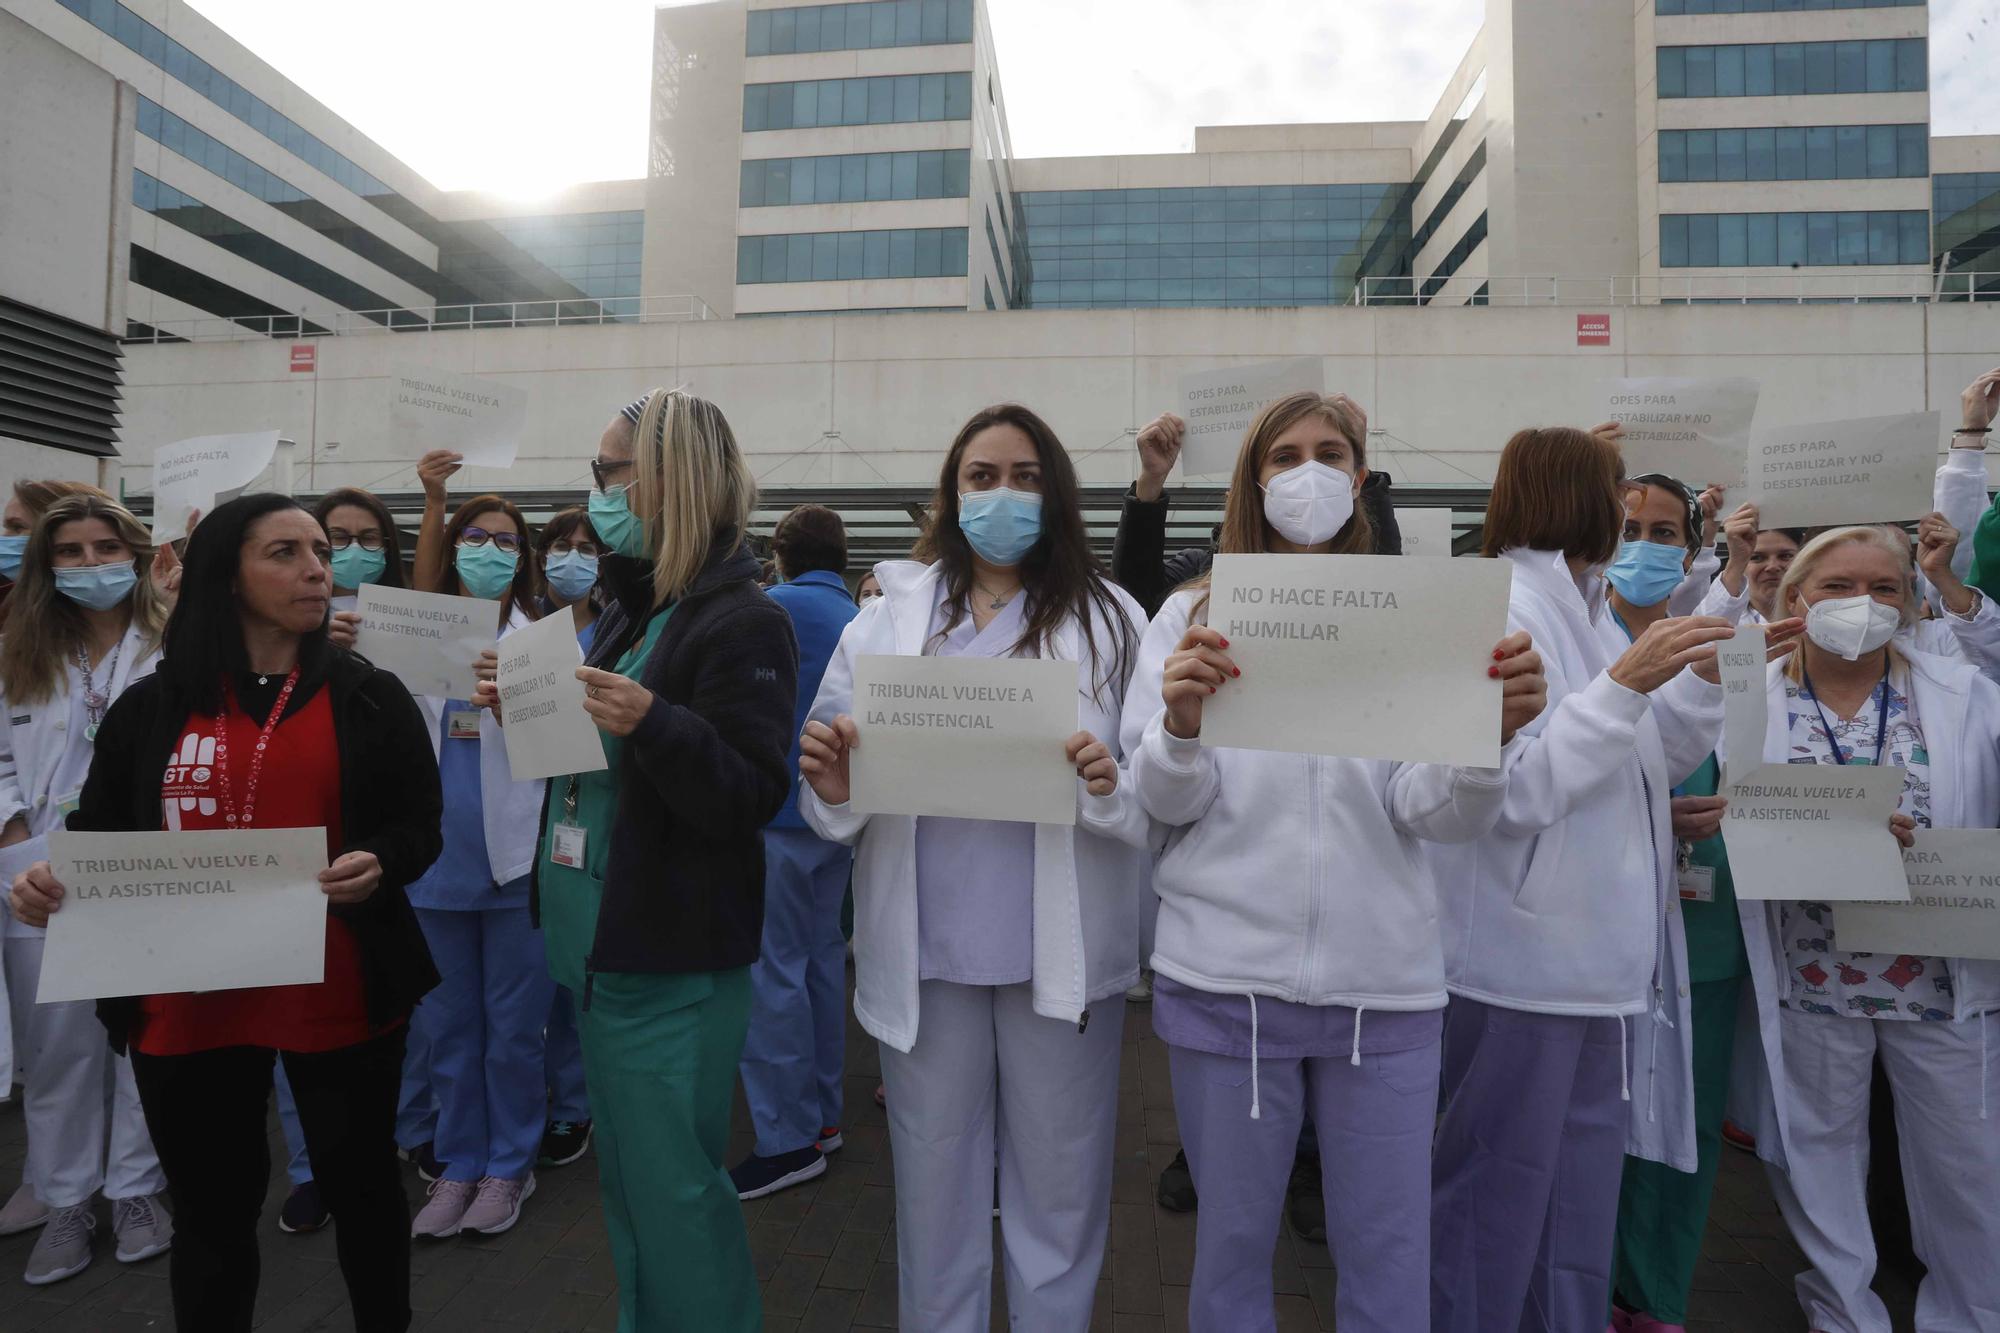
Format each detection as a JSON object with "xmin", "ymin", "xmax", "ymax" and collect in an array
[{"xmin": 214, "ymin": 668, "xmax": 300, "ymax": 829}]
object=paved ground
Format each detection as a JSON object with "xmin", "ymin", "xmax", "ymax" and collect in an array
[{"xmin": 0, "ymin": 974, "xmax": 1919, "ymax": 1331}]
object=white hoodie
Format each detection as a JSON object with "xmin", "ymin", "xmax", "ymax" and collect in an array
[
  {"xmin": 801, "ymin": 560, "xmax": 1153, "ymax": 1053},
  {"xmin": 1121, "ymin": 588, "xmax": 1514, "ymax": 1012},
  {"xmin": 1431, "ymin": 548, "xmax": 1724, "ymax": 1019}
]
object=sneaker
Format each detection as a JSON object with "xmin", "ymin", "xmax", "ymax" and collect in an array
[
  {"xmin": 111, "ymin": 1193, "xmax": 173, "ymax": 1264},
  {"xmin": 410, "ymin": 1178, "xmax": 477, "ymax": 1239},
  {"xmin": 279, "ymin": 1180, "xmax": 330, "ymax": 1234},
  {"xmin": 0, "ymin": 1184, "xmax": 48, "ymax": 1237},
  {"xmin": 1156, "ymin": 1148, "xmax": 1197, "ymax": 1213},
  {"xmin": 1126, "ymin": 970, "xmax": 1153, "ymax": 1002},
  {"xmin": 730, "ymin": 1145, "xmax": 827, "ymax": 1200},
  {"xmin": 23, "ymin": 1204, "xmax": 95, "ymax": 1286},
  {"xmin": 539, "ymin": 1119, "xmax": 593, "ymax": 1167},
  {"xmin": 1285, "ymin": 1155, "xmax": 1326, "ymax": 1243},
  {"xmin": 401, "ymin": 1141, "xmax": 446, "ymax": 1183},
  {"xmin": 462, "ymin": 1175, "xmax": 535, "ymax": 1236},
  {"xmin": 817, "ymin": 1126, "xmax": 844, "ymax": 1154},
  {"xmin": 1721, "ymin": 1120, "xmax": 1757, "ymax": 1154}
]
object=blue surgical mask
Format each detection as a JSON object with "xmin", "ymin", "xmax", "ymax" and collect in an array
[
  {"xmin": 1606, "ymin": 540, "xmax": 1688, "ymax": 609},
  {"xmin": 53, "ymin": 559, "xmax": 138, "ymax": 611},
  {"xmin": 455, "ymin": 543, "xmax": 519, "ymax": 600},
  {"xmin": 0, "ymin": 534, "xmax": 26, "ymax": 579},
  {"xmin": 957, "ymin": 488, "xmax": 1043, "ymax": 567},
  {"xmin": 587, "ymin": 486, "xmax": 649, "ymax": 559},
  {"xmin": 329, "ymin": 544, "xmax": 386, "ymax": 591},
  {"xmin": 544, "ymin": 549, "xmax": 600, "ymax": 603}
]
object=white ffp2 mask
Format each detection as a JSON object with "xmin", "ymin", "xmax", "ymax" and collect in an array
[
  {"xmin": 1804, "ymin": 593, "xmax": 1901, "ymax": 660},
  {"xmin": 1260, "ymin": 461, "xmax": 1355, "ymax": 547}
]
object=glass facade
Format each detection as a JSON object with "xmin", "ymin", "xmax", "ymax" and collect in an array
[
  {"xmin": 438, "ymin": 213, "xmax": 645, "ymax": 305},
  {"xmin": 740, "ymin": 150, "xmax": 971, "ymax": 206},
  {"xmin": 52, "ymin": 0, "xmax": 440, "ymax": 242},
  {"xmin": 1421, "ymin": 214, "xmax": 1488, "ymax": 300},
  {"xmin": 747, "ymin": 0, "xmax": 973, "ymax": 55},
  {"xmin": 1410, "ymin": 143, "xmax": 1485, "ymax": 263},
  {"xmin": 743, "ymin": 74, "xmax": 972, "ymax": 130},
  {"xmin": 1659, "ymin": 210, "xmax": 1929, "ymax": 266},
  {"xmin": 1017, "ymin": 185, "xmax": 1410, "ymax": 309},
  {"xmin": 1659, "ymin": 125, "xmax": 1926, "ymax": 181},
  {"xmin": 1659, "ymin": 0, "xmax": 1924, "ymax": 11},
  {"xmin": 132, "ymin": 169, "xmax": 399, "ymax": 317},
  {"xmin": 736, "ymin": 228, "xmax": 970, "ymax": 283},
  {"xmin": 1934, "ymin": 173, "xmax": 2000, "ymax": 299},
  {"xmin": 1657, "ymin": 39, "xmax": 1926, "ymax": 97}
]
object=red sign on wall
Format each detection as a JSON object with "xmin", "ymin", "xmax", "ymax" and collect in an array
[
  {"xmin": 289, "ymin": 343, "xmax": 316, "ymax": 373},
  {"xmin": 1575, "ymin": 314, "xmax": 1611, "ymax": 347}
]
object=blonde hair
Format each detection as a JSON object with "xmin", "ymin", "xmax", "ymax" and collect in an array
[
  {"xmin": 0, "ymin": 494, "xmax": 167, "ymax": 704},
  {"xmin": 626, "ymin": 388, "xmax": 756, "ymax": 604},
  {"xmin": 1776, "ymin": 524, "xmax": 1918, "ymax": 682}
]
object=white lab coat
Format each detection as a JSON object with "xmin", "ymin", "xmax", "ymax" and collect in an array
[{"xmin": 801, "ymin": 559, "xmax": 1152, "ymax": 1053}]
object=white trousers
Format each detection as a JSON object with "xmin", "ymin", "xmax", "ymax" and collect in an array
[
  {"xmin": 1764, "ymin": 1007, "xmax": 2000, "ymax": 1333},
  {"xmin": 879, "ymin": 980, "xmax": 1123, "ymax": 1333},
  {"xmin": 3, "ymin": 934, "xmax": 164, "ymax": 1207}
]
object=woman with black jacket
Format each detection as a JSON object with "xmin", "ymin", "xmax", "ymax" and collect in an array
[
  {"xmin": 9, "ymin": 493, "xmax": 442, "ymax": 1333},
  {"xmin": 497, "ymin": 388, "xmax": 796, "ymax": 1332}
]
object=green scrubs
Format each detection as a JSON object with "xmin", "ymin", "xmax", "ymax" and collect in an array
[
  {"xmin": 1611, "ymin": 754, "xmax": 1747, "ymax": 1324},
  {"xmin": 539, "ymin": 606, "xmax": 758, "ymax": 1333}
]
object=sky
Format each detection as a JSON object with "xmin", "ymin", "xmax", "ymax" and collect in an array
[{"xmin": 185, "ymin": 0, "xmax": 1997, "ymax": 198}]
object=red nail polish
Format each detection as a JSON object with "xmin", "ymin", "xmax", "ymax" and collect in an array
[
  {"xmin": 1208, "ymin": 686, "xmax": 1217, "ymax": 694},
  {"xmin": 1492, "ymin": 648, "xmax": 1506, "ymax": 661},
  {"xmin": 1219, "ymin": 637, "xmax": 1229, "ymax": 648},
  {"xmin": 1232, "ymin": 667, "xmax": 1241, "ymax": 678},
  {"xmin": 1488, "ymin": 665, "xmax": 1501, "ymax": 679}
]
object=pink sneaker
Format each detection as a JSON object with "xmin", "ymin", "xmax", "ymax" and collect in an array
[
  {"xmin": 461, "ymin": 1174, "xmax": 535, "ymax": 1236},
  {"xmin": 410, "ymin": 1179, "xmax": 476, "ymax": 1239}
]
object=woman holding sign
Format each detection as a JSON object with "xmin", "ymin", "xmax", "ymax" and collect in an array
[
  {"xmin": 797, "ymin": 402, "xmax": 1150, "ymax": 1333},
  {"xmin": 1425, "ymin": 426, "xmax": 1758, "ymax": 1333},
  {"xmin": 1114, "ymin": 390, "xmax": 1544, "ymax": 1333},
  {"xmin": 521, "ymin": 389, "xmax": 795, "ymax": 1332},
  {"xmin": 402, "ymin": 495, "xmax": 552, "ymax": 1241},
  {"xmin": 0, "ymin": 493, "xmax": 172, "ymax": 1285},
  {"xmin": 1742, "ymin": 525, "xmax": 2000, "ymax": 1333},
  {"xmin": 9, "ymin": 492, "xmax": 443, "ymax": 1332}
]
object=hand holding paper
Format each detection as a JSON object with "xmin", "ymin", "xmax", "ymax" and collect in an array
[
  {"xmin": 799, "ymin": 716, "xmax": 860, "ymax": 807},
  {"xmin": 150, "ymin": 431, "xmax": 279, "ymax": 543}
]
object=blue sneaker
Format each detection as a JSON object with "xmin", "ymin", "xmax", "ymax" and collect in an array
[{"xmin": 729, "ymin": 1145, "xmax": 826, "ymax": 1200}]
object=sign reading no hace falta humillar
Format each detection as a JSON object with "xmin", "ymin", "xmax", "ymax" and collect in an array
[{"xmin": 1200, "ymin": 553, "xmax": 1513, "ymax": 767}]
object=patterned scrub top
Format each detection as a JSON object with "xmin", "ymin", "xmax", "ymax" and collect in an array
[{"xmin": 1777, "ymin": 665, "xmax": 1954, "ymax": 1022}]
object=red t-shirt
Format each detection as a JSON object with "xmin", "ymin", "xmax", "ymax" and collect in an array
[{"xmin": 133, "ymin": 679, "xmax": 378, "ymax": 1056}]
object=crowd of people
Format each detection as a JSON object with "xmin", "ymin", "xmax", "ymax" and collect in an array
[{"xmin": 0, "ymin": 366, "xmax": 1997, "ymax": 1333}]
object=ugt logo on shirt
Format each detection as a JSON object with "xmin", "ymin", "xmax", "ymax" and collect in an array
[{"xmin": 161, "ymin": 729, "xmax": 219, "ymax": 821}]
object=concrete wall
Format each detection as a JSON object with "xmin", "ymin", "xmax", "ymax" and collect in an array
[
  {"xmin": 645, "ymin": 0, "xmax": 747, "ymax": 317},
  {"xmin": 107, "ymin": 304, "xmax": 1998, "ymax": 501}
]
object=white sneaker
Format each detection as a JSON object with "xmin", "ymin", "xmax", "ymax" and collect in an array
[
  {"xmin": 0, "ymin": 1183, "xmax": 49, "ymax": 1237},
  {"xmin": 410, "ymin": 1178, "xmax": 477, "ymax": 1239},
  {"xmin": 1126, "ymin": 970, "xmax": 1153, "ymax": 1002},
  {"xmin": 24, "ymin": 1204, "xmax": 95, "ymax": 1286},
  {"xmin": 461, "ymin": 1174, "xmax": 535, "ymax": 1236},
  {"xmin": 112, "ymin": 1193, "xmax": 174, "ymax": 1263}
]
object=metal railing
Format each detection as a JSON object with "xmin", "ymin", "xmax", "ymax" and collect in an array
[
  {"xmin": 1352, "ymin": 271, "xmax": 2000, "ymax": 307},
  {"xmin": 122, "ymin": 294, "xmax": 718, "ymax": 344}
]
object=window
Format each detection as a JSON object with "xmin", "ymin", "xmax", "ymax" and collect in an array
[
  {"xmin": 1659, "ymin": 211, "xmax": 1931, "ymax": 266},
  {"xmin": 1663, "ymin": 124, "xmax": 1929, "ymax": 183},
  {"xmin": 1658, "ymin": 0, "xmax": 1925, "ymax": 11},
  {"xmin": 1657, "ymin": 39, "xmax": 1925, "ymax": 98},
  {"xmin": 735, "ymin": 228, "xmax": 970, "ymax": 283},
  {"xmin": 742, "ymin": 73, "xmax": 972, "ymax": 129},
  {"xmin": 744, "ymin": 0, "xmax": 974, "ymax": 55}
]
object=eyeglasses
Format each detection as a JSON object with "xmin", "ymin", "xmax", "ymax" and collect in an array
[
  {"xmin": 328, "ymin": 531, "xmax": 385, "ymax": 552},
  {"xmin": 550, "ymin": 539, "xmax": 602, "ymax": 558},
  {"xmin": 590, "ymin": 457, "xmax": 634, "ymax": 493},
  {"xmin": 457, "ymin": 526, "xmax": 523, "ymax": 554}
]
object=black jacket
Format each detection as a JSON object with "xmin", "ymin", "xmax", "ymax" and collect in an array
[
  {"xmin": 1109, "ymin": 472, "xmax": 1405, "ymax": 617},
  {"xmin": 74, "ymin": 650, "xmax": 444, "ymax": 1053},
  {"xmin": 532, "ymin": 534, "xmax": 798, "ymax": 997}
]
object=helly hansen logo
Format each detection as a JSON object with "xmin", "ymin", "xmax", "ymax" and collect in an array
[{"xmin": 754, "ymin": 667, "xmax": 778, "ymax": 683}]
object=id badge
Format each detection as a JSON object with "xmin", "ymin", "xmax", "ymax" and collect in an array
[
  {"xmin": 550, "ymin": 823, "xmax": 586, "ymax": 869},
  {"xmin": 1678, "ymin": 864, "xmax": 1716, "ymax": 903},
  {"xmin": 448, "ymin": 710, "xmax": 481, "ymax": 739}
]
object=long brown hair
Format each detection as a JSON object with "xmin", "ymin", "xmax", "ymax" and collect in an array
[
  {"xmin": 1481, "ymin": 427, "xmax": 1626, "ymax": 564},
  {"xmin": 912, "ymin": 403, "xmax": 1135, "ymax": 696},
  {"xmin": 311, "ymin": 487, "xmax": 406, "ymax": 588},
  {"xmin": 434, "ymin": 494, "xmax": 540, "ymax": 631},
  {"xmin": 0, "ymin": 494, "xmax": 167, "ymax": 704}
]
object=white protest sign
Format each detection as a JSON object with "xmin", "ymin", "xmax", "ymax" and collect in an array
[
  {"xmin": 1201, "ymin": 553, "xmax": 1513, "ymax": 767},
  {"xmin": 390, "ymin": 368, "xmax": 527, "ymax": 467},
  {"xmin": 355, "ymin": 584, "xmax": 492, "ymax": 701},
  {"xmin": 36, "ymin": 827, "xmax": 328, "ymax": 1003},
  {"xmin": 849, "ymin": 655, "xmax": 1080, "ymax": 825},
  {"xmin": 150, "ymin": 430, "xmax": 280, "ymax": 543},
  {"xmin": 1748, "ymin": 412, "xmax": 1939, "ymax": 529},
  {"xmin": 496, "ymin": 613, "xmax": 608, "ymax": 782},
  {"xmin": 1722, "ymin": 764, "xmax": 1909, "ymax": 901},
  {"xmin": 1836, "ymin": 829, "xmax": 2000, "ymax": 961},
  {"xmin": 1396, "ymin": 509, "xmax": 1453, "ymax": 557},
  {"xmin": 1175, "ymin": 358, "xmax": 1324, "ymax": 477},
  {"xmin": 1599, "ymin": 377, "xmax": 1759, "ymax": 487},
  {"xmin": 1716, "ymin": 622, "xmax": 1768, "ymax": 785}
]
